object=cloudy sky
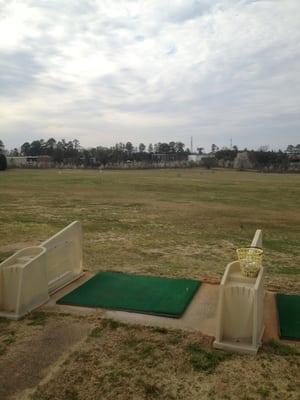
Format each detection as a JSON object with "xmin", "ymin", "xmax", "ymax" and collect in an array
[{"xmin": 0, "ymin": 0, "xmax": 299, "ymax": 151}]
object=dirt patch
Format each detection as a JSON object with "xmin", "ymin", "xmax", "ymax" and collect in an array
[{"xmin": 0, "ymin": 315, "xmax": 91, "ymax": 400}]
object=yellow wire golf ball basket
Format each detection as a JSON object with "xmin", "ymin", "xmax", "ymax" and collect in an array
[{"xmin": 236, "ymin": 247, "xmax": 263, "ymax": 278}]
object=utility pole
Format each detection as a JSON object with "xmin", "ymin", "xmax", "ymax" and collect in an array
[
  {"xmin": 230, "ymin": 138, "xmax": 232, "ymax": 149},
  {"xmin": 191, "ymin": 136, "xmax": 193, "ymax": 153}
]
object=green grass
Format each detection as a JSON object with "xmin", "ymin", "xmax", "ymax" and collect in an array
[
  {"xmin": 27, "ymin": 311, "xmax": 48, "ymax": 326},
  {"xmin": 186, "ymin": 342, "xmax": 231, "ymax": 373},
  {"xmin": 0, "ymin": 317, "xmax": 11, "ymax": 327},
  {"xmin": 23, "ymin": 316, "xmax": 300, "ymax": 400},
  {"xmin": 88, "ymin": 327, "xmax": 103, "ymax": 338},
  {"xmin": 0, "ymin": 168, "xmax": 299, "ymax": 292},
  {"xmin": 264, "ymin": 340, "xmax": 299, "ymax": 357}
]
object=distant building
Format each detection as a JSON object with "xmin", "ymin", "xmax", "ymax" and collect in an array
[
  {"xmin": 233, "ymin": 151, "xmax": 255, "ymax": 170},
  {"xmin": 188, "ymin": 154, "xmax": 213, "ymax": 163},
  {"xmin": 151, "ymin": 153, "xmax": 187, "ymax": 162},
  {"xmin": 7, "ymin": 155, "xmax": 51, "ymax": 168}
]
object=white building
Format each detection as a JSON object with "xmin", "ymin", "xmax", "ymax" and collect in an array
[
  {"xmin": 188, "ymin": 154, "xmax": 211, "ymax": 163},
  {"xmin": 7, "ymin": 156, "xmax": 51, "ymax": 168}
]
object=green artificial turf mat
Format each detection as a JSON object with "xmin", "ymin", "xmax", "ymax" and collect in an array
[
  {"xmin": 58, "ymin": 272, "xmax": 201, "ymax": 318},
  {"xmin": 276, "ymin": 293, "xmax": 300, "ymax": 340}
]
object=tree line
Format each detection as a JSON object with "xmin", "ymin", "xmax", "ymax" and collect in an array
[
  {"xmin": 3, "ymin": 138, "xmax": 189, "ymax": 166},
  {"xmin": 1, "ymin": 138, "xmax": 299, "ymax": 170}
]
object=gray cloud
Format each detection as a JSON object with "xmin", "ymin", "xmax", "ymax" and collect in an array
[{"xmin": 0, "ymin": 51, "xmax": 44, "ymax": 98}]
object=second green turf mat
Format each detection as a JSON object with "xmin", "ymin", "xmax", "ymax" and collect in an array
[
  {"xmin": 58, "ymin": 272, "xmax": 201, "ymax": 318},
  {"xmin": 276, "ymin": 293, "xmax": 300, "ymax": 340}
]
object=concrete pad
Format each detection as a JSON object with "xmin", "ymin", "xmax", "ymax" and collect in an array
[
  {"xmin": 43, "ymin": 276, "xmax": 280, "ymax": 343},
  {"xmin": 263, "ymin": 291, "xmax": 280, "ymax": 342}
]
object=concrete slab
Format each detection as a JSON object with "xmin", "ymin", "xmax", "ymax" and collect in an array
[
  {"xmin": 263, "ymin": 291, "xmax": 280, "ymax": 342},
  {"xmin": 42, "ymin": 275, "xmax": 280, "ymax": 343}
]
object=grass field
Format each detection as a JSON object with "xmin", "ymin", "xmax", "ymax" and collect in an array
[
  {"xmin": 0, "ymin": 168, "xmax": 299, "ymax": 400},
  {"xmin": 0, "ymin": 168, "xmax": 299, "ymax": 292}
]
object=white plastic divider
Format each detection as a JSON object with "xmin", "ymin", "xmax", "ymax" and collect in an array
[
  {"xmin": 41, "ymin": 221, "xmax": 83, "ymax": 293},
  {"xmin": 213, "ymin": 229, "xmax": 264, "ymax": 354},
  {"xmin": 0, "ymin": 221, "xmax": 83, "ymax": 320},
  {"xmin": 0, "ymin": 246, "xmax": 48, "ymax": 320}
]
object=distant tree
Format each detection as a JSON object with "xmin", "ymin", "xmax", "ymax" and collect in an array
[
  {"xmin": 82, "ymin": 149, "xmax": 92, "ymax": 167},
  {"xmin": 258, "ymin": 145, "xmax": 269, "ymax": 152},
  {"xmin": 154, "ymin": 142, "xmax": 170, "ymax": 154},
  {"xmin": 139, "ymin": 143, "xmax": 146, "ymax": 152},
  {"xmin": 148, "ymin": 144, "xmax": 153, "ymax": 153},
  {"xmin": 115, "ymin": 143, "xmax": 125, "ymax": 152},
  {"xmin": 197, "ymin": 147, "xmax": 204, "ymax": 155},
  {"xmin": 0, "ymin": 140, "xmax": 4, "ymax": 154},
  {"xmin": 175, "ymin": 142, "xmax": 185, "ymax": 153},
  {"xmin": 125, "ymin": 142, "xmax": 133, "ymax": 154},
  {"xmin": 0, "ymin": 154, "xmax": 7, "ymax": 170},
  {"xmin": 169, "ymin": 141, "xmax": 176, "ymax": 153},
  {"xmin": 215, "ymin": 148, "xmax": 238, "ymax": 161},
  {"xmin": 286, "ymin": 144, "xmax": 300, "ymax": 154},
  {"xmin": 202, "ymin": 156, "xmax": 216, "ymax": 169},
  {"xmin": 52, "ymin": 140, "xmax": 65, "ymax": 163},
  {"xmin": 73, "ymin": 139, "xmax": 80, "ymax": 150},
  {"xmin": 255, "ymin": 150, "xmax": 288, "ymax": 170},
  {"xmin": 30, "ymin": 140, "xmax": 42, "ymax": 156},
  {"xmin": 285, "ymin": 145, "xmax": 294, "ymax": 153},
  {"xmin": 9, "ymin": 148, "xmax": 19, "ymax": 156},
  {"xmin": 211, "ymin": 144, "xmax": 219, "ymax": 153},
  {"xmin": 45, "ymin": 138, "xmax": 56, "ymax": 155},
  {"xmin": 95, "ymin": 146, "xmax": 109, "ymax": 166},
  {"xmin": 232, "ymin": 145, "xmax": 238, "ymax": 152},
  {"xmin": 21, "ymin": 142, "xmax": 31, "ymax": 156}
]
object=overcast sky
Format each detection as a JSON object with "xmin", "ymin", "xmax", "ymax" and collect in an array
[{"xmin": 0, "ymin": 0, "xmax": 299, "ymax": 152}]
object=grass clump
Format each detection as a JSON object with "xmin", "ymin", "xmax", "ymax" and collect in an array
[
  {"xmin": 257, "ymin": 386, "xmax": 270, "ymax": 399},
  {"xmin": 3, "ymin": 332, "xmax": 16, "ymax": 345},
  {"xmin": 168, "ymin": 333, "xmax": 182, "ymax": 345},
  {"xmin": 89, "ymin": 327, "xmax": 103, "ymax": 338},
  {"xmin": 0, "ymin": 344, "xmax": 6, "ymax": 356},
  {"xmin": 27, "ymin": 311, "xmax": 48, "ymax": 326},
  {"xmin": 0, "ymin": 317, "xmax": 10, "ymax": 327},
  {"xmin": 139, "ymin": 343, "xmax": 154, "ymax": 358},
  {"xmin": 264, "ymin": 340, "xmax": 299, "ymax": 356},
  {"xmin": 122, "ymin": 335, "xmax": 140, "ymax": 348},
  {"xmin": 137, "ymin": 379, "xmax": 162, "ymax": 399},
  {"xmin": 102, "ymin": 318, "xmax": 125, "ymax": 330},
  {"xmin": 186, "ymin": 342, "xmax": 230, "ymax": 374}
]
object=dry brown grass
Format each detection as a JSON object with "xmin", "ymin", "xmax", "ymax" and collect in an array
[
  {"xmin": 0, "ymin": 168, "xmax": 299, "ymax": 292},
  {"xmin": 27, "ymin": 317, "xmax": 299, "ymax": 400},
  {"xmin": 0, "ymin": 168, "xmax": 299, "ymax": 399}
]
